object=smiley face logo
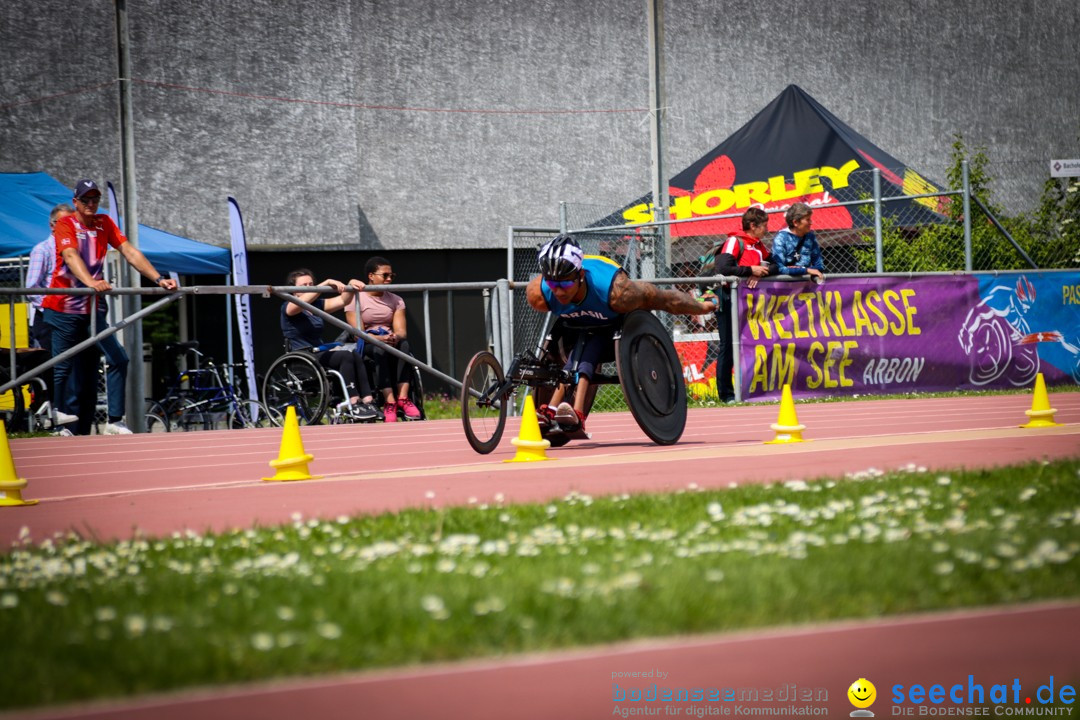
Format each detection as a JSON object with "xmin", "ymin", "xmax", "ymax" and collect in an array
[{"xmin": 848, "ymin": 678, "xmax": 877, "ymax": 709}]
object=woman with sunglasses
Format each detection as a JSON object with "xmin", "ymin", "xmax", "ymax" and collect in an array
[
  {"xmin": 346, "ymin": 257, "xmax": 422, "ymax": 422},
  {"xmin": 525, "ymin": 234, "xmax": 714, "ymax": 431}
]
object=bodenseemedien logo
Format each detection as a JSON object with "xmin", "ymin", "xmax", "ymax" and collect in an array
[{"xmin": 849, "ymin": 678, "xmax": 877, "ymax": 717}]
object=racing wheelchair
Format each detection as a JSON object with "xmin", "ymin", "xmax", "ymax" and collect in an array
[
  {"xmin": 460, "ymin": 310, "xmax": 687, "ymax": 454},
  {"xmin": 261, "ymin": 342, "xmax": 426, "ymax": 426}
]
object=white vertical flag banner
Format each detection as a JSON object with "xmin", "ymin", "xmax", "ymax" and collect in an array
[
  {"xmin": 228, "ymin": 198, "xmax": 259, "ymax": 402},
  {"xmin": 105, "ymin": 182, "xmax": 124, "ymax": 329}
]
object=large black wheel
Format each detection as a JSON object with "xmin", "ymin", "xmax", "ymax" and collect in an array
[
  {"xmin": 615, "ymin": 310, "xmax": 687, "ymax": 445},
  {"xmin": 408, "ymin": 364, "xmax": 426, "ymax": 420},
  {"xmin": 461, "ymin": 351, "xmax": 507, "ymax": 454},
  {"xmin": 262, "ymin": 353, "xmax": 329, "ymax": 426}
]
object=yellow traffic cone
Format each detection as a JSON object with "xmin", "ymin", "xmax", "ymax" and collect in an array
[
  {"xmin": 1020, "ymin": 373, "xmax": 1061, "ymax": 428},
  {"xmin": 505, "ymin": 394, "xmax": 552, "ymax": 463},
  {"xmin": 765, "ymin": 384, "xmax": 808, "ymax": 444},
  {"xmin": 0, "ymin": 420, "xmax": 37, "ymax": 507},
  {"xmin": 263, "ymin": 406, "xmax": 322, "ymax": 481}
]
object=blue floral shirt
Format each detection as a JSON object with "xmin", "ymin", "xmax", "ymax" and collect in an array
[{"xmin": 770, "ymin": 228, "xmax": 824, "ymax": 276}]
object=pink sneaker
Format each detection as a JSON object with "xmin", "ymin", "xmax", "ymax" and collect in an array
[
  {"xmin": 383, "ymin": 404, "xmax": 397, "ymax": 423},
  {"xmin": 398, "ymin": 397, "xmax": 421, "ymax": 420}
]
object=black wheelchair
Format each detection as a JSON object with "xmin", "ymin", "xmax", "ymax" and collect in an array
[
  {"xmin": 261, "ymin": 342, "xmax": 426, "ymax": 426},
  {"xmin": 460, "ymin": 310, "xmax": 687, "ymax": 454}
]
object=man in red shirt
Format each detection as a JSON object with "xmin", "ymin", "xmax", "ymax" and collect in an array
[
  {"xmin": 43, "ymin": 179, "xmax": 178, "ymax": 435},
  {"xmin": 701, "ymin": 207, "xmax": 776, "ymax": 404}
]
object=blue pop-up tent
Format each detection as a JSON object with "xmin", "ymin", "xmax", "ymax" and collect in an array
[{"xmin": 0, "ymin": 172, "xmax": 230, "ymax": 275}]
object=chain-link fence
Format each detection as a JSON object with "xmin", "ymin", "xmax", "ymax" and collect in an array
[
  {"xmin": 555, "ymin": 162, "xmax": 1078, "ymax": 279},
  {"xmin": 511, "ymin": 158, "xmax": 1080, "ymax": 411}
]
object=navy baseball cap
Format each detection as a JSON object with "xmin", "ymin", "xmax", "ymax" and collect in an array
[{"xmin": 73, "ymin": 179, "xmax": 101, "ymax": 198}]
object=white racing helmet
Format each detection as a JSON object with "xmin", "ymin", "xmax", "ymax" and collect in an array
[{"xmin": 538, "ymin": 234, "xmax": 583, "ymax": 280}]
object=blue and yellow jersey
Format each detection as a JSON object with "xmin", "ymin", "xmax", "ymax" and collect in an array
[{"xmin": 541, "ymin": 255, "xmax": 625, "ymax": 327}]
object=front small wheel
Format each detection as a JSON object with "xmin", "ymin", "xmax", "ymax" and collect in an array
[{"xmin": 461, "ymin": 351, "xmax": 508, "ymax": 454}]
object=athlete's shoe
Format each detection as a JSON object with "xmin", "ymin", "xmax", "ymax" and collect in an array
[
  {"xmin": 537, "ymin": 404, "xmax": 557, "ymax": 426},
  {"xmin": 383, "ymin": 404, "xmax": 397, "ymax": 423},
  {"xmin": 554, "ymin": 402, "xmax": 584, "ymax": 428}
]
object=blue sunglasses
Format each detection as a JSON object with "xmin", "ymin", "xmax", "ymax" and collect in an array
[{"xmin": 545, "ymin": 278, "xmax": 577, "ymax": 290}]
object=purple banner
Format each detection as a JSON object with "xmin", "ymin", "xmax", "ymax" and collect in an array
[{"xmin": 737, "ymin": 273, "xmax": 1080, "ymax": 401}]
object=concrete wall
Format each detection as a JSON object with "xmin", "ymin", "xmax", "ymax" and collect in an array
[{"xmin": 2, "ymin": 0, "xmax": 1078, "ymax": 252}]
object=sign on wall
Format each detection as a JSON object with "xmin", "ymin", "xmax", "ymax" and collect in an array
[
  {"xmin": 719, "ymin": 273, "xmax": 1080, "ymax": 402},
  {"xmin": 1050, "ymin": 159, "xmax": 1080, "ymax": 178}
]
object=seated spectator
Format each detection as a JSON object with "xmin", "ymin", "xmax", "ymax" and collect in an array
[
  {"xmin": 281, "ymin": 269, "xmax": 378, "ymax": 421},
  {"xmin": 345, "ymin": 256, "xmax": 422, "ymax": 422}
]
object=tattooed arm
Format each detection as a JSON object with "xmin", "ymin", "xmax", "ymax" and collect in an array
[
  {"xmin": 608, "ymin": 272, "xmax": 714, "ymax": 315},
  {"xmin": 525, "ymin": 275, "xmax": 549, "ymax": 312}
]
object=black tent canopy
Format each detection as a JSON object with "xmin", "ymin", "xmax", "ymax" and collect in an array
[{"xmin": 593, "ymin": 85, "xmax": 948, "ymax": 264}]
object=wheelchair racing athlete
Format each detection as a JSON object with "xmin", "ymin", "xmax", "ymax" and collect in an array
[{"xmin": 524, "ymin": 234, "xmax": 715, "ymax": 432}]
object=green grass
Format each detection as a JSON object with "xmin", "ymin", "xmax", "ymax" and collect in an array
[{"xmin": 2, "ymin": 457, "xmax": 1080, "ymax": 710}]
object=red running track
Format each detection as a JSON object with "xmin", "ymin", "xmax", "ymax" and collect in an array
[{"xmin": 1, "ymin": 393, "xmax": 1078, "ymax": 546}]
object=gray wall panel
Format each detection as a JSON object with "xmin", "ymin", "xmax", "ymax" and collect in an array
[{"xmin": 2, "ymin": 0, "xmax": 1077, "ymax": 251}]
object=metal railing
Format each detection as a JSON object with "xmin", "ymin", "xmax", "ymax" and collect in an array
[{"xmin": 1, "ymin": 281, "xmax": 514, "ymax": 433}]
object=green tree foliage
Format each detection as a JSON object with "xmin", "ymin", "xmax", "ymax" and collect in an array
[
  {"xmin": 853, "ymin": 135, "xmax": 1078, "ymax": 272},
  {"xmin": 1033, "ymin": 174, "xmax": 1080, "ymax": 266}
]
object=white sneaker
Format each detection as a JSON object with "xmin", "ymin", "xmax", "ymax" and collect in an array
[
  {"xmin": 35, "ymin": 403, "xmax": 79, "ymax": 429},
  {"xmin": 103, "ymin": 421, "xmax": 133, "ymax": 435},
  {"xmin": 53, "ymin": 428, "xmax": 74, "ymax": 437},
  {"xmin": 53, "ymin": 410, "xmax": 79, "ymax": 425}
]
